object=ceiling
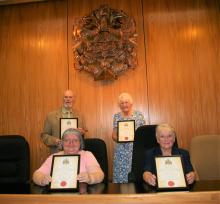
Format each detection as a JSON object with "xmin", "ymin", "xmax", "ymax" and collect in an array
[{"xmin": 0, "ymin": 0, "xmax": 48, "ymax": 6}]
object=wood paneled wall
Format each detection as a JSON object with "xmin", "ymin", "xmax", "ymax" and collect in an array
[
  {"xmin": 0, "ymin": 0, "xmax": 219, "ymax": 180},
  {"xmin": 144, "ymin": 0, "xmax": 220, "ymax": 147},
  {"xmin": 0, "ymin": 0, "xmax": 69, "ymax": 173}
]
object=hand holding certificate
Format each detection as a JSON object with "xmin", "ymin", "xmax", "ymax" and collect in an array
[
  {"xmin": 50, "ymin": 155, "xmax": 80, "ymax": 191},
  {"xmin": 33, "ymin": 128, "xmax": 104, "ymax": 188},
  {"xmin": 155, "ymin": 156, "xmax": 187, "ymax": 190},
  {"xmin": 117, "ymin": 120, "xmax": 135, "ymax": 142}
]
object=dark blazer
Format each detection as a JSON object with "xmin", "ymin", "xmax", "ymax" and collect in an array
[{"xmin": 143, "ymin": 146, "xmax": 194, "ymax": 175}]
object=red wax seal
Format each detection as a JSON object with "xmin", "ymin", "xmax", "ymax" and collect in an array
[
  {"xmin": 168, "ymin": 180, "xmax": 175, "ymax": 187},
  {"xmin": 60, "ymin": 181, "xmax": 67, "ymax": 187}
]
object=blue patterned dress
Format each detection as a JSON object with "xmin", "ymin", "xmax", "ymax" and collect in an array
[{"xmin": 113, "ymin": 111, "xmax": 146, "ymax": 183}]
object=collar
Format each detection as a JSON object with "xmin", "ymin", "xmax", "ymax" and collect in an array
[
  {"xmin": 61, "ymin": 106, "xmax": 72, "ymax": 114},
  {"xmin": 154, "ymin": 146, "xmax": 179, "ymax": 156}
]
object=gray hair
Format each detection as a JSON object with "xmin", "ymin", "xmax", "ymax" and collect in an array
[
  {"xmin": 156, "ymin": 123, "xmax": 176, "ymax": 139},
  {"xmin": 118, "ymin": 92, "xmax": 133, "ymax": 105},
  {"xmin": 62, "ymin": 128, "xmax": 85, "ymax": 150}
]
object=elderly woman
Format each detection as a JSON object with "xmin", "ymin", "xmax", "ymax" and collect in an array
[
  {"xmin": 143, "ymin": 123, "xmax": 196, "ymax": 186},
  {"xmin": 112, "ymin": 92, "xmax": 146, "ymax": 183},
  {"xmin": 33, "ymin": 128, "xmax": 104, "ymax": 186}
]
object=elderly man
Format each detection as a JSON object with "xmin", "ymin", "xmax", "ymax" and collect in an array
[{"xmin": 41, "ymin": 90, "xmax": 87, "ymax": 153}]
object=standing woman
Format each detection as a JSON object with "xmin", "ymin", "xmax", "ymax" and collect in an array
[{"xmin": 112, "ymin": 93, "xmax": 146, "ymax": 183}]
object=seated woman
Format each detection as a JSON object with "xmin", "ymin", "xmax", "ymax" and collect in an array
[
  {"xmin": 143, "ymin": 123, "xmax": 196, "ymax": 186},
  {"xmin": 33, "ymin": 128, "xmax": 104, "ymax": 186}
]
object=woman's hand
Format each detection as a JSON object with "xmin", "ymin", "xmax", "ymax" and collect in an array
[
  {"xmin": 40, "ymin": 174, "xmax": 52, "ymax": 186},
  {"xmin": 143, "ymin": 171, "xmax": 157, "ymax": 186},
  {"xmin": 33, "ymin": 171, "xmax": 52, "ymax": 186},
  {"xmin": 186, "ymin": 171, "xmax": 196, "ymax": 184},
  {"xmin": 77, "ymin": 172, "xmax": 90, "ymax": 183}
]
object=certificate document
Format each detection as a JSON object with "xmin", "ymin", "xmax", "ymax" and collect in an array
[
  {"xmin": 60, "ymin": 118, "xmax": 78, "ymax": 139},
  {"xmin": 155, "ymin": 156, "xmax": 187, "ymax": 190},
  {"xmin": 50, "ymin": 155, "xmax": 80, "ymax": 191},
  {"xmin": 117, "ymin": 120, "xmax": 135, "ymax": 142}
]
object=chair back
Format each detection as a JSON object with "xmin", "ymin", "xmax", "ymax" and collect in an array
[
  {"xmin": 129, "ymin": 125, "xmax": 178, "ymax": 183},
  {"xmin": 190, "ymin": 135, "xmax": 220, "ymax": 180},
  {"xmin": 0, "ymin": 135, "xmax": 30, "ymax": 183},
  {"xmin": 84, "ymin": 138, "xmax": 108, "ymax": 183}
]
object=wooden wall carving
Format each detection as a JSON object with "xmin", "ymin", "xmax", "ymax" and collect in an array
[{"xmin": 72, "ymin": 5, "xmax": 137, "ymax": 81}]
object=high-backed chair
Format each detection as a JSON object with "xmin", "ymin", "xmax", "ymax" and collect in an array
[
  {"xmin": 0, "ymin": 135, "xmax": 30, "ymax": 183},
  {"xmin": 190, "ymin": 135, "xmax": 220, "ymax": 180},
  {"xmin": 129, "ymin": 125, "xmax": 178, "ymax": 183},
  {"xmin": 84, "ymin": 138, "xmax": 108, "ymax": 183}
]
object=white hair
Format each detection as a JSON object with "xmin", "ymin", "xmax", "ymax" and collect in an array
[
  {"xmin": 118, "ymin": 92, "xmax": 133, "ymax": 104},
  {"xmin": 62, "ymin": 128, "xmax": 84, "ymax": 150},
  {"xmin": 156, "ymin": 123, "xmax": 176, "ymax": 139}
]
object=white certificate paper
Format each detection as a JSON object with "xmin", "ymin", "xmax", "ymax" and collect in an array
[
  {"xmin": 155, "ymin": 156, "xmax": 187, "ymax": 190},
  {"xmin": 50, "ymin": 155, "xmax": 80, "ymax": 191},
  {"xmin": 117, "ymin": 120, "xmax": 135, "ymax": 142},
  {"xmin": 60, "ymin": 118, "xmax": 78, "ymax": 138}
]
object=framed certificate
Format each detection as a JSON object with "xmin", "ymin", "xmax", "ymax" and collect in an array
[
  {"xmin": 49, "ymin": 155, "xmax": 80, "ymax": 191},
  {"xmin": 60, "ymin": 118, "xmax": 78, "ymax": 138},
  {"xmin": 117, "ymin": 120, "xmax": 135, "ymax": 142},
  {"xmin": 155, "ymin": 156, "xmax": 188, "ymax": 191}
]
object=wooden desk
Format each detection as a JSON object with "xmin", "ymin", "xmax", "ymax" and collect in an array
[{"xmin": 0, "ymin": 181, "xmax": 219, "ymax": 204}]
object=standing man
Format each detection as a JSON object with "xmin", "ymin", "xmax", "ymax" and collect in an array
[{"xmin": 41, "ymin": 90, "xmax": 87, "ymax": 153}]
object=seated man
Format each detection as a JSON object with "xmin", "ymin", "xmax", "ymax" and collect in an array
[
  {"xmin": 33, "ymin": 128, "xmax": 104, "ymax": 186},
  {"xmin": 143, "ymin": 123, "xmax": 196, "ymax": 186}
]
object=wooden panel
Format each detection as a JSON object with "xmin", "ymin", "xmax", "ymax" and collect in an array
[
  {"xmin": 0, "ymin": 191, "xmax": 219, "ymax": 204},
  {"xmin": 0, "ymin": 0, "xmax": 219, "ymax": 182},
  {"xmin": 0, "ymin": 0, "xmax": 68, "ymax": 174},
  {"xmin": 143, "ymin": 0, "xmax": 220, "ymax": 148},
  {"xmin": 68, "ymin": 0, "xmax": 148, "ymax": 179}
]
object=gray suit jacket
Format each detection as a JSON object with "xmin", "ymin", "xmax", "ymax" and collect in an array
[{"xmin": 41, "ymin": 107, "xmax": 84, "ymax": 153}]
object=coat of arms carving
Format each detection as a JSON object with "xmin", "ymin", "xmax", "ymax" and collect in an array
[{"xmin": 72, "ymin": 5, "xmax": 137, "ymax": 81}]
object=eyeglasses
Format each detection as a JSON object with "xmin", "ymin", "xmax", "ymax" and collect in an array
[{"xmin": 63, "ymin": 139, "xmax": 79, "ymax": 144}]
